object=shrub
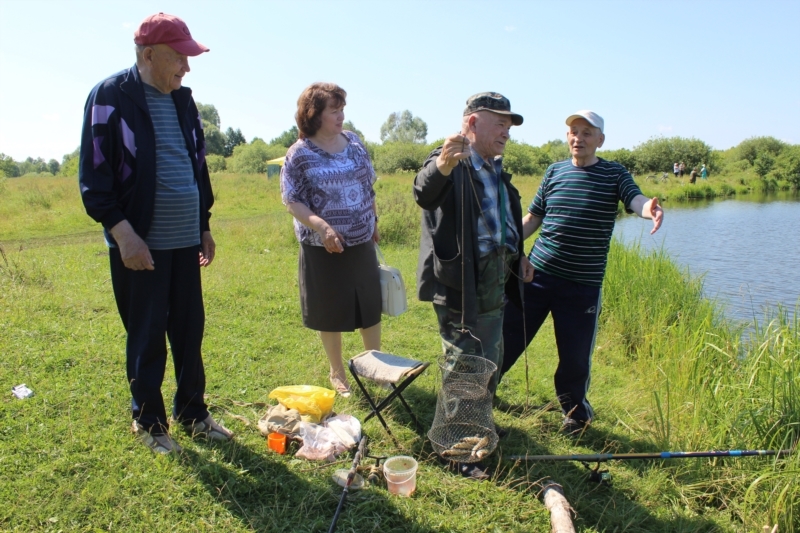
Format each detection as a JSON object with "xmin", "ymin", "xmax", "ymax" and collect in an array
[
  {"xmin": 17, "ymin": 157, "xmax": 49, "ymax": 176},
  {"xmin": 269, "ymin": 126, "xmax": 299, "ymax": 148},
  {"xmin": 598, "ymin": 148, "xmax": 636, "ymax": 174},
  {"xmin": 769, "ymin": 145, "xmax": 800, "ymax": 189},
  {"xmin": 726, "ymin": 159, "xmax": 752, "ymax": 174},
  {"xmin": 542, "ymin": 139, "xmax": 570, "ymax": 162},
  {"xmin": 372, "ymin": 142, "xmax": 429, "ymax": 174},
  {"xmin": 228, "ymin": 140, "xmax": 286, "ymax": 174},
  {"xmin": 753, "ymin": 153, "xmax": 775, "ymax": 179},
  {"xmin": 503, "ymin": 140, "xmax": 551, "ymax": 176},
  {"xmin": 206, "ymin": 154, "xmax": 226, "ymax": 173},
  {"xmin": 204, "ymin": 124, "xmax": 227, "ymax": 156},
  {"xmin": 732, "ymin": 136, "xmax": 786, "ymax": 165},
  {"xmin": 59, "ymin": 157, "xmax": 78, "ymax": 177},
  {"xmin": 633, "ymin": 136, "xmax": 714, "ymax": 173},
  {"xmin": 0, "ymin": 153, "xmax": 19, "ymax": 177}
]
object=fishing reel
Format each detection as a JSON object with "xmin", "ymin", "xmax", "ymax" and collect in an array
[
  {"xmin": 581, "ymin": 461, "xmax": 612, "ymax": 485},
  {"xmin": 360, "ymin": 453, "xmax": 387, "ymax": 486}
]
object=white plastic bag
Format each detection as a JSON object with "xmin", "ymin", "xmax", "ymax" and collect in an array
[
  {"xmin": 295, "ymin": 415, "xmax": 362, "ymax": 462},
  {"xmin": 296, "ymin": 423, "xmax": 341, "ymax": 461},
  {"xmin": 325, "ymin": 414, "xmax": 361, "ymax": 449}
]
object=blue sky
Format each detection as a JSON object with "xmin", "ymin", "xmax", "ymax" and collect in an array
[{"xmin": 1, "ymin": 0, "xmax": 798, "ymax": 162}]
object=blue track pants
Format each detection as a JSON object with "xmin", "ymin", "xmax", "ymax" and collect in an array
[
  {"xmin": 110, "ymin": 245, "xmax": 209, "ymax": 434},
  {"xmin": 501, "ymin": 270, "xmax": 600, "ymax": 423}
]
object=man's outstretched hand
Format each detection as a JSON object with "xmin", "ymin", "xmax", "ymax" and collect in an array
[{"xmin": 645, "ymin": 197, "xmax": 663, "ymax": 234}]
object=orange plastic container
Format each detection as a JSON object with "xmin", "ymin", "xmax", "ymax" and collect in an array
[{"xmin": 268, "ymin": 432, "xmax": 287, "ymax": 454}]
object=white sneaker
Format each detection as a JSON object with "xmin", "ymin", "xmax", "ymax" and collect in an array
[
  {"xmin": 132, "ymin": 420, "xmax": 182, "ymax": 454},
  {"xmin": 183, "ymin": 415, "xmax": 234, "ymax": 441}
]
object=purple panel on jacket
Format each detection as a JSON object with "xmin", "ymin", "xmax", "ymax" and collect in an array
[
  {"xmin": 120, "ymin": 118, "xmax": 136, "ymax": 158},
  {"xmin": 93, "ymin": 136, "xmax": 106, "ymax": 168},
  {"xmin": 192, "ymin": 127, "xmax": 206, "ymax": 169},
  {"xmin": 91, "ymin": 105, "xmax": 115, "ymax": 126},
  {"xmin": 121, "ymin": 163, "xmax": 132, "ymax": 182}
]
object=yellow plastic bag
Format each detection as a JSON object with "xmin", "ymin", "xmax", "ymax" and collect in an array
[{"xmin": 268, "ymin": 385, "xmax": 335, "ymax": 423}]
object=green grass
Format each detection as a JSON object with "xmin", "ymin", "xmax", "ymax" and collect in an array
[{"xmin": 0, "ymin": 173, "xmax": 796, "ymax": 532}]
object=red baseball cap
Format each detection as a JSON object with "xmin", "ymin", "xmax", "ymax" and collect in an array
[{"xmin": 133, "ymin": 13, "xmax": 209, "ymax": 56}]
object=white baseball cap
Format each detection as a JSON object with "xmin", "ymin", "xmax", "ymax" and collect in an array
[{"xmin": 566, "ymin": 110, "xmax": 604, "ymax": 133}]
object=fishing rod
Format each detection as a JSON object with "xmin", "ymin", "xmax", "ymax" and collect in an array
[
  {"xmin": 328, "ymin": 435, "xmax": 368, "ymax": 533},
  {"xmin": 508, "ymin": 448, "xmax": 794, "ymax": 484}
]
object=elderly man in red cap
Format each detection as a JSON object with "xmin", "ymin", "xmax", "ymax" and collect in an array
[{"xmin": 79, "ymin": 13, "xmax": 232, "ymax": 454}]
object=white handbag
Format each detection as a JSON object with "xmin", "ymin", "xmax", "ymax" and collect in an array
[{"xmin": 376, "ymin": 245, "xmax": 407, "ymax": 317}]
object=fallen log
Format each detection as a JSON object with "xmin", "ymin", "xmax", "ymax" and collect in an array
[{"xmin": 542, "ymin": 481, "xmax": 575, "ymax": 533}]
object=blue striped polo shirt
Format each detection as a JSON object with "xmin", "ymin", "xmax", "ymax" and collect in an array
[
  {"xmin": 143, "ymin": 83, "xmax": 200, "ymax": 250},
  {"xmin": 528, "ymin": 158, "xmax": 642, "ymax": 286}
]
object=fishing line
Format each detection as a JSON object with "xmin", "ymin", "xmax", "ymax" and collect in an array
[{"xmin": 461, "ymin": 147, "xmax": 531, "ymax": 407}]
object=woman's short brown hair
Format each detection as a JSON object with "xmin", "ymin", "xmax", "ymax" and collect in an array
[{"xmin": 295, "ymin": 82, "xmax": 347, "ymax": 139}]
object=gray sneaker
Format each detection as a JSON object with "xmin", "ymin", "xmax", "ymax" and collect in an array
[
  {"xmin": 183, "ymin": 415, "xmax": 234, "ymax": 441},
  {"xmin": 132, "ymin": 420, "xmax": 182, "ymax": 454}
]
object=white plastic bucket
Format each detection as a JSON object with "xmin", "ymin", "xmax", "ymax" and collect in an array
[{"xmin": 383, "ymin": 455, "xmax": 418, "ymax": 496}]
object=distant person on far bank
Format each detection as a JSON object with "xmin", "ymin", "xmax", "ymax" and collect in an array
[
  {"xmin": 280, "ymin": 82, "xmax": 381, "ymax": 398},
  {"xmin": 690, "ymin": 167, "xmax": 698, "ymax": 184},
  {"xmin": 79, "ymin": 13, "xmax": 232, "ymax": 454},
  {"xmin": 501, "ymin": 110, "xmax": 664, "ymax": 436},
  {"xmin": 701, "ymin": 164, "xmax": 708, "ymax": 180},
  {"xmin": 679, "ymin": 161, "xmax": 686, "ymax": 178},
  {"xmin": 673, "ymin": 162, "xmax": 679, "ymax": 178}
]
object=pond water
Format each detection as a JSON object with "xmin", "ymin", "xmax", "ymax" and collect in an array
[{"xmin": 613, "ymin": 193, "xmax": 800, "ymax": 326}]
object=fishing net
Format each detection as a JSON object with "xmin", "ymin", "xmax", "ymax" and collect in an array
[{"xmin": 428, "ymin": 354, "xmax": 498, "ymax": 463}]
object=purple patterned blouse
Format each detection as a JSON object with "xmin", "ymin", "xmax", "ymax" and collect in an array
[{"xmin": 281, "ymin": 131, "xmax": 377, "ymax": 247}]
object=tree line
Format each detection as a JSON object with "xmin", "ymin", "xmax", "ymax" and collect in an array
[{"xmin": 1, "ymin": 105, "xmax": 797, "ymax": 189}]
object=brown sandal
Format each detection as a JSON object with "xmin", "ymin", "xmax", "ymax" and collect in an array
[{"xmin": 329, "ymin": 372, "xmax": 351, "ymax": 398}]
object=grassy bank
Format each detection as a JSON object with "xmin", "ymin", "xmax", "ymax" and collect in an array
[
  {"xmin": 632, "ymin": 170, "xmax": 800, "ymax": 202},
  {"xmin": 0, "ymin": 173, "xmax": 797, "ymax": 532}
]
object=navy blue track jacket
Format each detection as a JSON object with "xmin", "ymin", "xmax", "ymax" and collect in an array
[{"xmin": 79, "ymin": 64, "xmax": 213, "ymax": 245}]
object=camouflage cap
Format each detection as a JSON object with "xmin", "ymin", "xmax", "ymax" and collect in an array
[{"xmin": 463, "ymin": 92, "xmax": 523, "ymax": 126}]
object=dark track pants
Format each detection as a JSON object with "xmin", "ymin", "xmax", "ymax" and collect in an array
[
  {"xmin": 110, "ymin": 245, "xmax": 209, "ymax": 434},
  {"xmin": 501, "ymin": 270, "xmax": 600, "ymax": 423}
]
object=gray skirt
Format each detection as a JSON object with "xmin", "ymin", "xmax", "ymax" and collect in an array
[{"xmin": 299, "ymin": 241, "xmax": 381, "ymax": 332}]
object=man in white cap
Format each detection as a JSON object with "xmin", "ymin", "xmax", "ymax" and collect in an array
[
  {"xmin": 500, "ymin": 111, "xmax": 663, "ymax": 435},
  {"xmin": 79, "ymin": 13, "xmax": 232, "ymax": 453}
]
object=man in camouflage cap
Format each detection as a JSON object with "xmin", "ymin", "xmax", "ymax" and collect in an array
[{"xmin": 413, "ymin": 92, "xmax": 533, "ymax": 480}]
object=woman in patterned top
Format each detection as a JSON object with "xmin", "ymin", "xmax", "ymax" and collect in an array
[{"xmin": 280, "ymin": 82, "xmax": 381, "ymax": 397}]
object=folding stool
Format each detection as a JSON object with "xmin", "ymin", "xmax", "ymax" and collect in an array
[{"xmin": 348, "ymin": 350, "xmax": 429, "ymax": 437}]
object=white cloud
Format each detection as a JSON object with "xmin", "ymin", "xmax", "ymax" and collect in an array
[
  {"xmin": 122, "ymin": 22, "xmax": 133, "ymax": 29},
  {"xmin": 504, "ymin": 26, "xmax": 516, "ymax": 33},
  {"xmin": 658, "ymin": 125, "xmax": 673, "ymax": 133}
]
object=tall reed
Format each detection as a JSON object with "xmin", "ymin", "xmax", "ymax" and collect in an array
[{"xmin": 604, "ymin": 239, "xmax": 798, "ymax": 530}]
